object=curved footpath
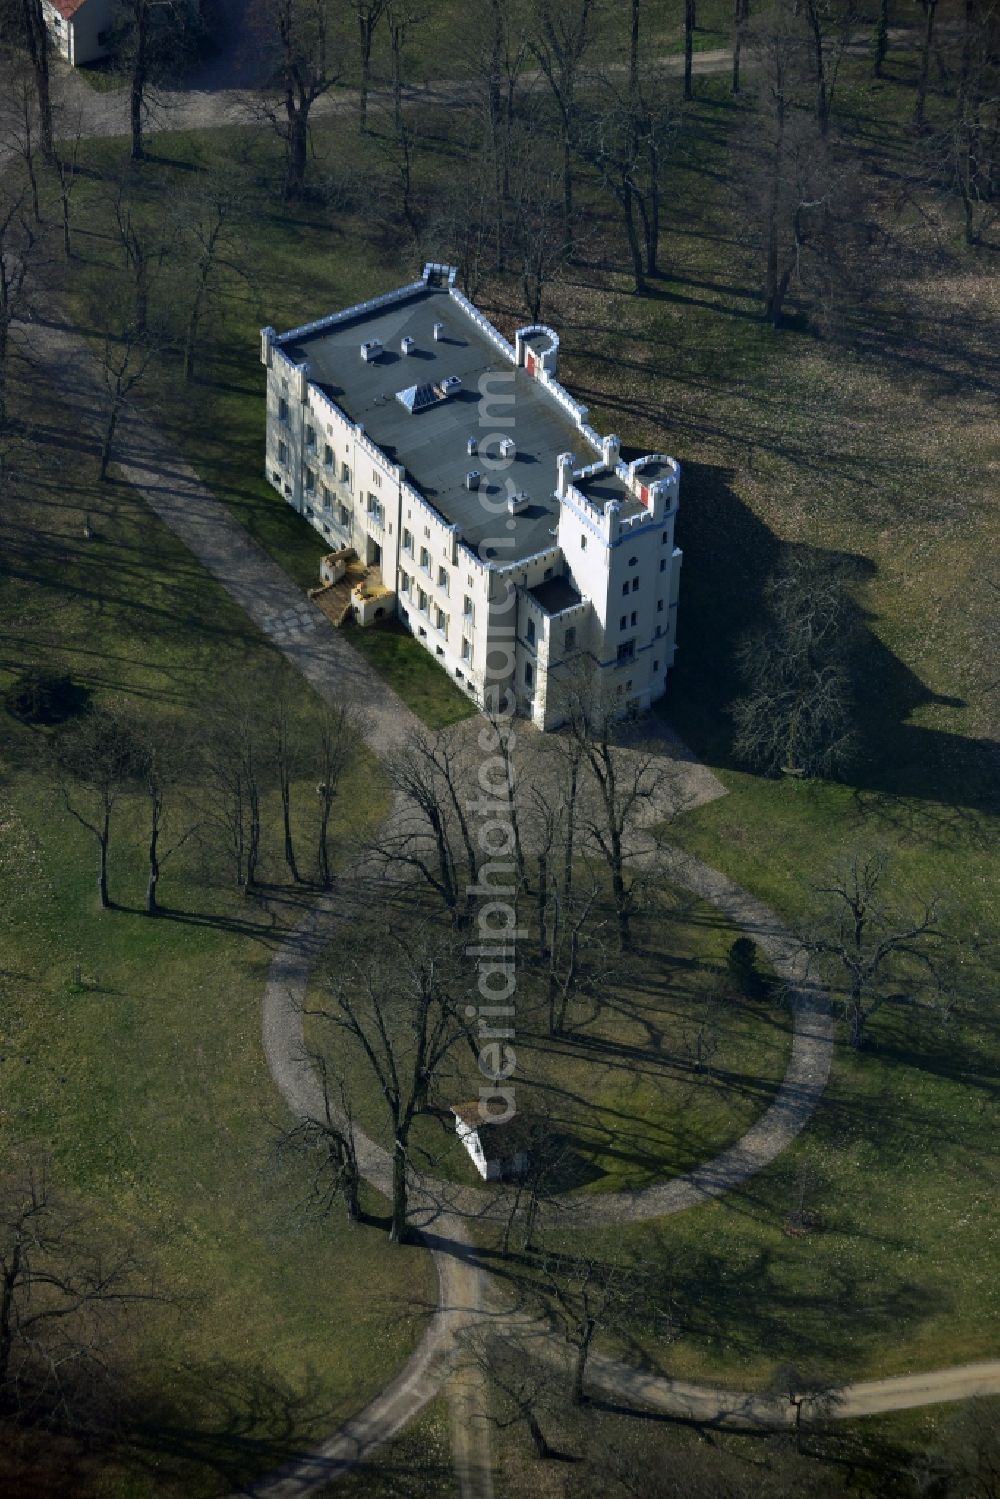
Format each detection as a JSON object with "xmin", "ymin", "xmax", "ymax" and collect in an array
[{"xmin": 22, "ymin": 320, "xmax": 995, "ymax": 1499}]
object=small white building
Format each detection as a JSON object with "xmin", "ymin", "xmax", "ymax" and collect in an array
[
  {"xmin": 261, "ymin": 263, "xmax": 683, "ymax": 730},
  {"xmin": 42, "ymin": 0, "xmax": 114, "ymax": 65},
  {"xmin": 451, "ymin": 1104, "xmax": 531, "ymax": 1182}
]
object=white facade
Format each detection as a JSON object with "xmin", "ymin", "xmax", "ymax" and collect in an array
[
  {"xmin": 261, "ymin": 264, "xmax": 683, "ymax": 730},
  {"xmin": 43, "ymin": 0, "xmax": 114, "ymax": 65}
]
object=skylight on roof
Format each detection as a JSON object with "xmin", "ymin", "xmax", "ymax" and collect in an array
[{"xmin": 395, "ymin": 376, "xmax": 462, "ymax": 414}]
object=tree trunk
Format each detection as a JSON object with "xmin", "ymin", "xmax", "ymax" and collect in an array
[
  {"xmin": 285, "ymin": 106, "xmax": 309, "ymax": 200},
  {"xmin": 873, "ymin": 0, "xmax": 889, "ymax": 77},
  {"xmin": 98, "ymin": 811, "xmax": 111, "ymax": 909},
  {"xmin": 733, "ymin": 0, "xmax": 748, "ymax": 93},
  {"xmin": 0, "ymin": 1250, "xmax": 20, "ymax": 1400},
  {"xmin": 571, "ymin": 1321, "xmax": 594, "ymax": 1405},
  {"xmin": 317, "ymin": 794, "xmax": 333, "ymax": 887},
  {"xmin": 684, "ymin": 0, "xmax": 696, "ymax": 100},
  {"xmin": 389, "ymin": 1140, "xmax": 408, "ymax": 1242},
  {"xmin": 130, "ymin": 20, "xmax": 147, "ymax": 163},
  {"xmin": 807, "ymin": 3, "xmax": 829, "ymax": 136},
  {"xmin": 914, "ymin": 0, "xmax": 937, "ymax": 128},
  {"xmin": 359, "ymin": 19, "xmax": 373, "ymax": 132},
  {"xmin": 146, "ymin": 801, "xmax": 160, "ymax": 914},
  {"xmin": 344, "ymin": 1162, "xmax": 361, "ymax": 1222},
  {"xmin": 99, "ymin": 402, "xmax": 121, "ymax": 481},
  {"xmin": 280, "ymin": 772, "xmax": 300, "ymax": 883},
  {"xmin": 622, "ymin": 185, "xmax": 646, "ymax": 294},
  {"xmin": 21, "ymin": 0, "xmax": 54, "ymax": 161},
  {"xmin": 562, "ymin": 125, "xmax": 574, "ymax": 249}
]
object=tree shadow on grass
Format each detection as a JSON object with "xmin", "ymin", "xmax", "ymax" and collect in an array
[{"xmin": 659, "ymin": 459, "xmax": 999, "ymax": 820}]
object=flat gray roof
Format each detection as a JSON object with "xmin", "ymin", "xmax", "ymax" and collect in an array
[
  {"xmin": 576, "ymin": 469, "xmax": 641, "ymax": 516},
  {"xmin": 283, "ymin": 287, "xmax": 589, "ymax": 562},
  {"xmin": 529, "ymin": 576, "xmax": 582, "ymax": 615}
]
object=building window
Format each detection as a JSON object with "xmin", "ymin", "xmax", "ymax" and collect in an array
[
  {"xmin": 418, "ymin": 589, "xmax": 428, "ymax": 613},
  {"xmin": 305, "ymin": 469, "xmax": 316, "ymax": 493},
  {"xmin": 372, "ymin": 471, "xmax": 381, "ymax": 488},
  {"xmin": 525, "ymin": 661, "xmax": 534, "ymax": 688},
  {"xmin": 278, "ymin": 440, "xmax": 287, "ymax": 465},
  {"xmin": 341, "ymin": 463, "xmax": 351, "ymax": 488},
  {"xmin": 655, "ymin": 625, "xmax": 663, "ymax": 638},
  {"xmin": 617, "ymin": 640, "xmax": 635, "ymax": 664},
  {"xmin": 662, "ymin": 530, "xmax": 669, "ymax": 543},
  {"xmin": 657, "ymin": 599, "xmax": 664, "ymax": 613},
  {"xmin": 305, "ymin": 425, "xmax": 316, "ymax": 451},
  {"xmin": 462, "ymin": 637, "xmax": 472, "ymax": 661},
  {"xmin": 463, "ymin": 595, "xmax": 474, "ymax": 621},
  {"xmin": 400, "ymin": 570, "xmax": 410, "ymax": 594},
  {"xmin": 339, "ymin": 504, "xmax": 350, "ymax": 528},
  {"xmin": 660, "ymin": 558, "xmax": 666, "ymax": 572},
  {"xmin": 622, "ymin": 582, "xmax": 629, "ymax": 597},
  {"xmin": 632, "ymin": 577, "xmax": 639, "ymax": 593},
  {"xmin": 654, "ymin": 659, "xmax": 660, "ymax": 672},
  {"xmin": 435, "ymin": 607, "xmax": 448, "ymax": 634},
  {"xmin": 367, "ymin": 494, "xmax": 383, "ymax": 524},
  {"xmin": 419, "ymin": 546, "xmax": 431, "ymax": 573},
  {"xmin": 565, "ymin": 626, "xmax": 576, "ymax": 651},
  {"xmin": 628, "ymin": 555, "xmax": 637, "ymax": 566},
  {"xmin": 580, "ymin": 534, "xmax": 587, "ymax": 550},
  {"xmin": 321, "ymin": 485, "xmax": 331, "ymax": 511},
  {"xmin": 403, "ymin": 528, "xmax": 413, "ymax": 555},
  {"xmin": 278, "ymin": 396, "xmax": 289, "ymax": 425},
  {"xmin": 630, "ymin": 611, "xmax": 637, "ymax": 627},
  {"xmin": 619, "ymin": 615, "xmax": 627, "ymax": 630},
  {"xmin": 324, "ymin": 444, "xmax": 333, "ymax": 468},
  {"xmin": 438, "ymin": 565, "xmax": 449, "ymax": 593},
  {"xmin": 526, "ymin": 619, "xmax": 536, "ymax": 645}
]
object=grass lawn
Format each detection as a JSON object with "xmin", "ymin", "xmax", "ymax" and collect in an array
[
  {"xmin": 19, "ymin": 30, "xmax": 997, "ymax": 1402},
  {"xmin": 342, "ymin": 618, "xmax": 477, "ymax": 730},
  {"xmin": 0, "ymin": 369, "xmax": 434, "ymax": 1497},
  {"xmin": 305, "ymin": 880, "xmax": 790, "ymax": 1195}
]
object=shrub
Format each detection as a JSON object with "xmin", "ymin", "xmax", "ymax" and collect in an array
[
  {"xmin": 3, "ymin": 672, "xmax": 90, "ymax": 726},
  {"xmin": 726, "ymin": 936, "xmax": 764, "ymax": 999}
]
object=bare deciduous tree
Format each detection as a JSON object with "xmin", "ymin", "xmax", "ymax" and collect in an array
[
  {"xmin": 0, "ymin": 1161, "xmax": 162, "ymax": 1428},
  {"xmin": 133, "ymin": 715, "xmax": 198, "ymax": 915},
  {"xmin": 0, "ymin": 181, "xmax": 41, "ymax": 432},
  {"xmin": 315, "ymin": 697, "xmax": 360, "ymax": 888},
  {"xmin": 175, "ymin": 173, "xmax": 247, "ymax": 381},
  {"xmin": 16, "ymin": 0, "xmax": 53, "ymax": 161},
  {"xmin": 200, "ymin": 689, "xmax": 264, "ymax": 893},
  {"xmin": 252, "ymin": 0, "xmax": 344, "ymax": 199},
  {"xmin": 808, "ymin": 851, "xmax": 947, "ymax": 1050},
  {"xmin": 539, "ymin": 1242, "xmax": 648, "ymax": 1406},
  {"xmin": 353, "ymin": 0, "xmax": 388, "ymax": 133},
  {"xmin": 96, "ymin": 320, "xmax": 157, "ymax": 481},
  {"xmin": 528, "ymin": 0, "xmax": 596, "ymax": 247},
  {"xmin": 274, "ymin": 1053, "xmax": 361, "ymax": 1223},
  {"xmin": 381, "ymin": 729, "xmax": 481, "ymax": 921},
  {"xmin": 731, "ymin": 552, "xmax": 856, "ymax": 779},
  {"xmin": 458, "ymin": 1324, "xmax": 562, "ymax": 1459},
  {"xmin": 109, "ymin": 0, "xmax": 202, "ymax": 162},
  {"xmin": 311, "ymin": 921, "xmax": 471, "ymax": 1241},
  {"xmin": 53, "ymin": 703, "xmax": 140, "ymax": 910}
]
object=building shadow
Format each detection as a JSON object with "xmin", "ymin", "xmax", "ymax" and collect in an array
[{"xmin": 660, "ymin": 459, "xmax": 998, "ymax": 821}]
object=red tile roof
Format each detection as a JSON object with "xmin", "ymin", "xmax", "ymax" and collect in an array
[{"xmin": 47, "ymin": 0, "xmax": 91, "ymax": 21}]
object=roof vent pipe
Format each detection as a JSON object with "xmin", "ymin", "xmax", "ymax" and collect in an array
[
  {"xmin": 500, "ymin": 437, "xmax": 516, "ymax": 460},
  {"xmin": 401, "ymin": 336, "xmax": 416, "ymax": 355},
  {"xmin": 467, "ymin": 437, "xmax": 478, "ymax": 456},
  {"xmin": 433, "ymin": 321, "xmax": 446, "ymax": 341},
  {"xmin": 466, "ymin": 471, "xmax": 481, "ymax": 491}
]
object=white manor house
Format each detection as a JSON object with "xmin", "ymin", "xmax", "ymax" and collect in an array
[{"xmin": 261, "ymin": 264, "xmax": 682, "ymax": 730}]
